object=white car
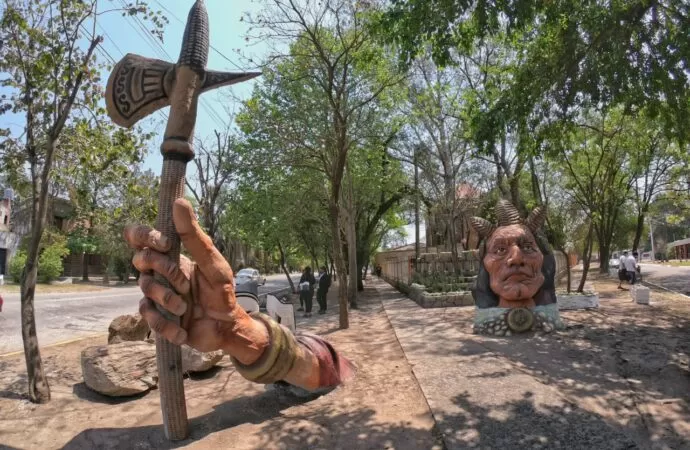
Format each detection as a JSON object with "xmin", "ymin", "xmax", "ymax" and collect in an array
[{"xmin": 235, "ymin": 268, "xmax": 267, "ymax": 286}]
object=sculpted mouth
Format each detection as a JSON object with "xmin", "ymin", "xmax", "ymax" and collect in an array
[{"xmin": 504, "ymin": 272, "xmax": 532, "ymax": 282}]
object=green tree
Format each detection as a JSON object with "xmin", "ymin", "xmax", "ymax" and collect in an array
[
  {"xmin": 0, "ymin": 0, "xmax": 164, "ymax": 403},
  {"xmin": 379, "ymin": 0, "xmax": 690, "ymax": 143},
  {"xmin": 57, "ymin": 120, "xmax": 150, "ymax": 281},
  {"xmin": 242, "ymin": 0, "xmax": 404, "ymax": 328},
  {"xmin": 186, "ymin": 128, "xmax": 241, "ymax": 253},
  {"xmin": 544, "ymin": 108, "xmax": 638, "ymax": 286}
]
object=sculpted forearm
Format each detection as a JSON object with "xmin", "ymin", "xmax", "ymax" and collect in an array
[{"xmin": 224, "ymin": 311, "xmax": 354, "ymax": 391}]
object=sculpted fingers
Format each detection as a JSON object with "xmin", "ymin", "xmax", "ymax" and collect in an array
[
  {"xmin": 138, "ymin": 274, "xmax": 187, "ymax": 316},
  {"xmin": 173, "ymin": 198, "xmax": 232, "ymax": 284},
  {"xmin": 124, "ymin": 225, "xmax": 170, "ymax": 252},
  {"xmin": 132, "ymin": 248, "xmax": 190, "ymax": 295},
  {"xmin": 139, "ymin": 298, "xmax": 188, "ymax": 345}
]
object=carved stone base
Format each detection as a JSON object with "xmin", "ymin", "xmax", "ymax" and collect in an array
[{"xmin": 473, "ymin": 304, "xmax": 565, "ymax": 336}]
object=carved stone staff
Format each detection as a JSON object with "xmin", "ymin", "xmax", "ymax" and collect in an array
[{"xmin": 105, "ymin": 0, "xmax": 259, "ymax": 440}]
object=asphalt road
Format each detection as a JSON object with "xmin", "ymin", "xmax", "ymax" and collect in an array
[
  {"xmin": 639, "ymin": 263, "xmax": 690, "ymax": 295},
  {"xmin": 0, "ymin": 273, "xmax": 298, "ymax": 355}
]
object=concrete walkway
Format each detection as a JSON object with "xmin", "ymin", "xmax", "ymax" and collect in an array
[{"xmin": 374, "ymin": 277, "xmax": 684, "ymax": 449}]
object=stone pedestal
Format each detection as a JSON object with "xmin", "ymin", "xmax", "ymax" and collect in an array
[{"xmin": 631, "ymin": 285, "xmax": 650, "ymax": 305}]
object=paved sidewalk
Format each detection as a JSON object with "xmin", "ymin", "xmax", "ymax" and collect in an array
[{"xmin": 375, "ymin": 277, "xmax": 689, "ymax": 449}]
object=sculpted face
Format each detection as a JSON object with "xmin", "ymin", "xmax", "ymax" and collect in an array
[{"xmin": 483, "ymin": 224, "xmax": 545, "ymax": 308}]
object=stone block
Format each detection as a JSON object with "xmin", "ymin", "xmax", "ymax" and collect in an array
[{"xmin": 632, "ymin": 285, "xmax": 650, "ymax": 305}]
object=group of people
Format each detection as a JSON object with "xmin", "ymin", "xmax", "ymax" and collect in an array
[
  {"xmin": 617, "ymin": 250, "xmax": 641, "ymax": 289},
  {"xmin": 297, "ymin": 266, "xmax": 331, "ymax": 317}
]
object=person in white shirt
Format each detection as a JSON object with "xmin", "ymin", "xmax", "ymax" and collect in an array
[
  {"xmin": 617, "ymin": 251, "xmax": 629, "ymax": 289},
  {"xmin": 623, "ymin": 252, "xmax": 639, "ymax": 285}
]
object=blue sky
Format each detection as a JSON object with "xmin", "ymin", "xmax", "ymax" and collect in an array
[
  {"xmin": 1, "ymin": 0, "xmax": 268, "ymax": 174},
  {"xmin": 101, "ymin": 0, "xmax": 267, "ymax": 172}
]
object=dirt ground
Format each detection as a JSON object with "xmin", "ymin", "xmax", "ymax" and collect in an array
[
  {"xmin": 0, "ymin": 286, "xmax": 442, "ymax": 450},
  {"xmin": 1, "ymin": 272, "xmax": 689, "ymax": 449},
  {"xmin": 548, "ymin": 272, "xmax": 690, "ymax": 448}
]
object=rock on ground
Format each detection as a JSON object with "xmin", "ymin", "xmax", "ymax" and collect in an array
[
  {"xmin": 82, "ymin": 341, "xmax": 225, "ymax": 396},
  {"xmin": 181, "ymin": 346, "xmax": 224, "ymax": 373},
  {"xmin": 107, "ymin": 313, "xmax": 150, "ymax": 344},
  {"xmin": 81, "ymin": 341, "xmax": 158, "ymax": 397}
]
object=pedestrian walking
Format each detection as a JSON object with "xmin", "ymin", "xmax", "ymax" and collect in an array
[
  {"xmin": 617, "ymin": 251, "xmax": 629, "ymax": 289},
  {"xmin": 316, "ymin": 266, "xmax": 331, "ymax": 314},
  {"xmin": 0, "ymin": 293, "xmax": 3, "ymax": 312},
  {"xmin": 624, "ymin": 251, "xmax": 639, "ymax": 285},
  {"xmin": 298, "ymin": 266, "xmax": 316, "ymax": 317}
]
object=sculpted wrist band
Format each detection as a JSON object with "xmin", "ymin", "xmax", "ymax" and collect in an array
[{"xmin": 229, "ymin": 312, "xmax": 298, "ymax": 384}]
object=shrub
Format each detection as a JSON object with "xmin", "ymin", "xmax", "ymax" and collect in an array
[
  {"xmin": 38, "ymin": 242, "xmax": 70, "ymax": 283},
  {"xmin": 9, "ymin": 251, "xmax": 27, "ymax": 282}
]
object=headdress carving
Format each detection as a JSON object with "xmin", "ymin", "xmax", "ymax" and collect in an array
[{"xmin": 469, "ymin": 200, "xmax": 547, "ymax": 239}]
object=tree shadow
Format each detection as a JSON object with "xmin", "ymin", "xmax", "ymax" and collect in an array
[
  {"xmin": 60, "ymin": 386, "xmax": 439, "ymax": 450},
  {"xmin": 438, "ymin": 391, "xmax": 638, "ymax": 449},
  {"xmin": 377, "ymin": 280, "xmax": 690, "ymax": 448}
]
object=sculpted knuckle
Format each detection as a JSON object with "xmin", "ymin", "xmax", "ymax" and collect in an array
[
  {"xmin": 138, "ymin": 299, "xmax": 149, "ymax": 316},
  {"xmin": 139, "ymin": 276, "xmax": 153, "ymax": 294},
  {"xmin": 151, "ymin": 316, "xmax": 167, "ymax": 334},
  {"xmin": 162, "ymin": 289, "xmax": 174, "ymax": 306},
  {"xmin": 135, "ymin": 227, "xmax": 150, "ymax": 245}
]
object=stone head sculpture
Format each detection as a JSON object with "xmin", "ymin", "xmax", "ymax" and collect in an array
[{"xmin": 469, "ymin": 200, "xmax": 563, "ymax": 335}]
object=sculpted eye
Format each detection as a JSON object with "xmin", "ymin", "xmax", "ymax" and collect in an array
[
  {"xmin": 522, "ymin": 243, "xmax": 536, "ymax": 253},
  {"xmin": 495, "ymin": 246, "xmax": 507, "ymax": 255}
]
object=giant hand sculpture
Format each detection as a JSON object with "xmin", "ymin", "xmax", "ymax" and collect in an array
[{"xmin": 126, "ymin": 199, "xmax": 355, "ymax": 389}]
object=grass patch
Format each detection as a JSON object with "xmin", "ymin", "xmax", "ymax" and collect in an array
[{"xmin": 0, "ymin": 283, "xmax": 109, "ymax": 294}]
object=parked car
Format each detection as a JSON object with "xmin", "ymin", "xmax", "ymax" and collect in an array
[{"xmin": 235, "ymin": 268, "xmax": 266, "ymax": 286}]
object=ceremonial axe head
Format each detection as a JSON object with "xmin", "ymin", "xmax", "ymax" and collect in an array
[{"xmin": 105, "ymin": 0, "xmax": 260, "ymax": 129}]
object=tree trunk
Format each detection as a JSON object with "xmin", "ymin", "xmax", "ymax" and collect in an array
[
  {"xmin": 357, "ymin": 262, "xmax": 364, "ymax": 291},
  {"xmin": 329, "ymin": 201, "xmax": 348, "ymax": 329},
  {"xmin": 578, "ymin": 223, "xmax": 594, "ymax": 293},
  {"xmin": 21, "ymin": 137, "xmax": 58, "ymax": 403},
  {"xmin": 82, "ymin": 252, "xmax": 89, "ymax": 281},
  {"xmin": 277, "ymin": 242, "xmax": 295, "ymax": 292},
  {"xmin": 102, "ymin": 256, "xmax": 110, "ymax": 285},
  {"xmin": 346, "ymin": 211, "xmax": 358, "ymax": 309},
  {"xmin": 631, "ymin": 212, "xmax": 645, "ymax": 253},
  {"xmin": 597, "ymin": 226, "xmax": 612, "ymax": 274}
]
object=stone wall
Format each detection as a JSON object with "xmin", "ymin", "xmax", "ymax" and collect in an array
[{"xmin": 407, "ymin": 283, "xmax": 474, "ymax": 308}]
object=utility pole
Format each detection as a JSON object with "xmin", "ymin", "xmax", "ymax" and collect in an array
[
  {"xmin": 414, "ymin": 146, "xmax": 420, "ymax": 271},
  {"xmin": 649, "ymin": 217, "xmax": 655, "ymax": 261}
]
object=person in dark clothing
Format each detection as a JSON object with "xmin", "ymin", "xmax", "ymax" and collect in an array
[
  {"xmin": 317, "ymin": 266, "xmax": 331, "ymax": 314},
  {"xmin": 298, "ymin": 266, "xmax": 316, "ymax": 317}
]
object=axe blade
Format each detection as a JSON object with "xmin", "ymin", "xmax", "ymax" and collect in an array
[
  {"xmin": 201, "ymin": 70, "xmax": 261, "ymax": 94},
  {"xmin": 105, "ymin": 53, "xmax": 175, "ymax": 128}
]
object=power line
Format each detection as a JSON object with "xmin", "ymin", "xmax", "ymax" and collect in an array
[
  {"xmin": 116, "ymin": 1, "xmax": 226, "ymax": 129},
  {"xmin": 89, "ymin": 22, "xmax": 169, "ymax": 123},
  {"xmin": 152, "ymin": 0, "xmax": 247, "ymax": 72}
]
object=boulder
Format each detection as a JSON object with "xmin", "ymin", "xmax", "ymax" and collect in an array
[
  {"xmin": 108, "ymin": 313, "xmax": 150, "ymax": 344},
  {"xmin": 181, "ymin": 347, "xmax": 224, "ymax": 373},
  {"xmin": 82, "ymin": 341, "xmax": 226, "ymax": 396},
  {"xmin": 81, "ymin": 341, "xmax": 158, "ymax": 397}
]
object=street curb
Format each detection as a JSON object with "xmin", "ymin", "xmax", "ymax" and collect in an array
[
  {"xmin": 641, "ymin": 280, "xmax": 690, "ymax": 300},
  {"xmin": 0, "ymin": 333, "xmax": 107, "ymax": 359}
]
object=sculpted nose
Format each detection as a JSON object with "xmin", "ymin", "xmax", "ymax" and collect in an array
[{"xmin": 506, "ymin": 245, "xmax": 524, "ymax": 266}]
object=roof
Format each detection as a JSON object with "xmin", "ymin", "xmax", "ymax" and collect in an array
[{"xmin": 668, "ymin": 237, "xmax": 690, "ymax": 248}]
